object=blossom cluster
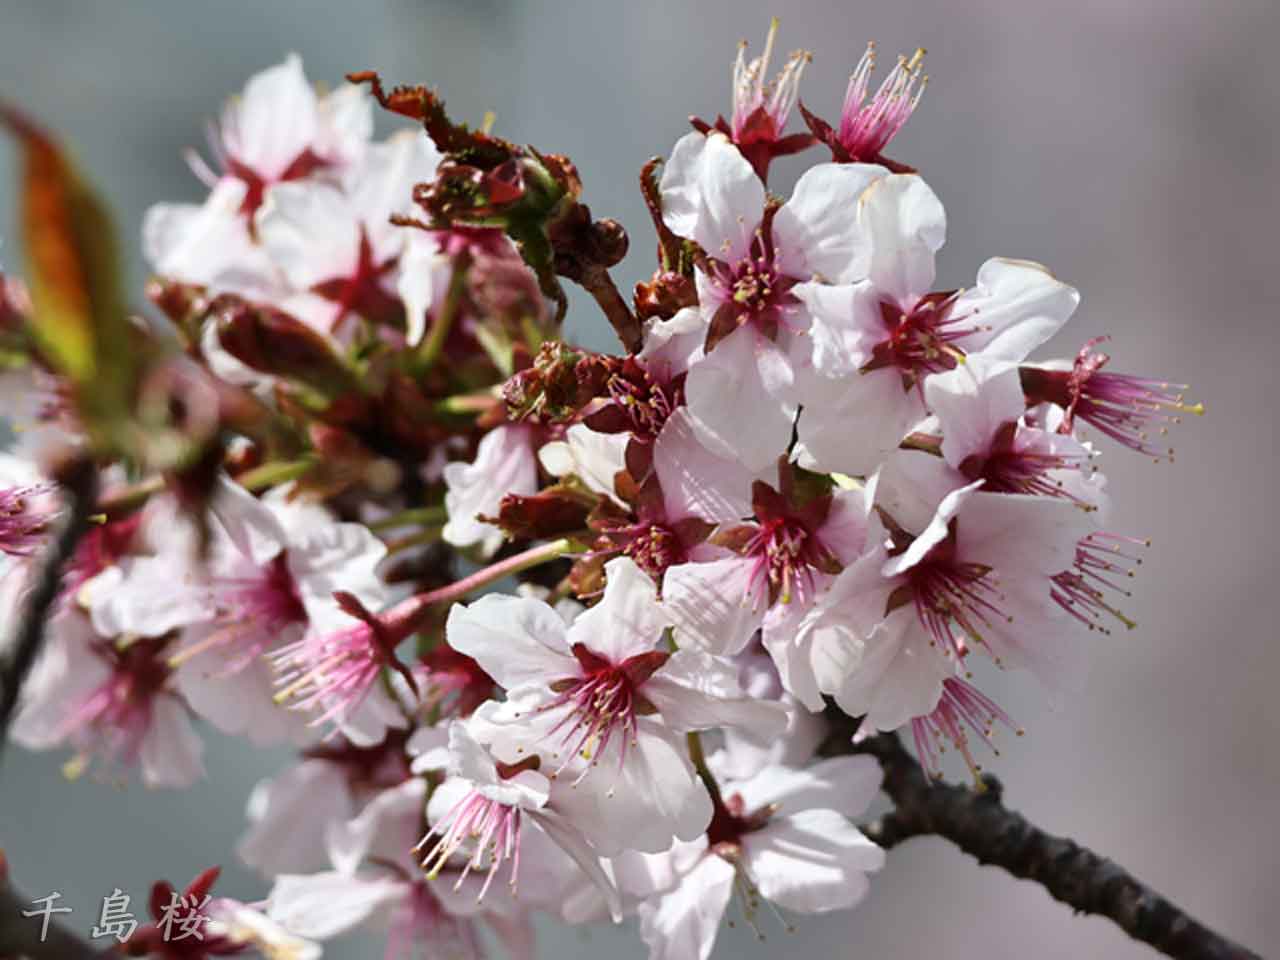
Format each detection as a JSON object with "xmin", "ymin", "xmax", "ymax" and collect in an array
[{"xmin": 0, "ymin": 23, "xmax": 1197, "ymax": 960}]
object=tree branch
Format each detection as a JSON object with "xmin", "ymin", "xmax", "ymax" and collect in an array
[
  {"xmin": 827, "ymin": 725, "xmax": 1261, "ymax": 960},
  {"xmin": 0, "ymin": 459, "xmax": 98, "ymax": 762}
]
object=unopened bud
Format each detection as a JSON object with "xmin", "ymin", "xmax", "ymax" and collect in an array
[
  {"xmin": 213, "ymin": 295, "xmax": 355, "ymax": 395},
  {"xmin": 634, "ymin": 270, "xmax": 697, "ymax": 322}
]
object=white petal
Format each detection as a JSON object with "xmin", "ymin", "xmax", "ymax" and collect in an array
[
  {"xmin": 652, "ymin": 408, "xmax": 755, "ymax": 524},
  {"xmin": 661, "ymin": 556, "xmax": 762, "ymax": 656},
  {"xmin": 684, "ymin": 326, "xmax": 795, "ymax": 473},
  {"xmin": 530, "ymin": 810, "xmax": 623, "ymax": 922},
  {"xmin": 644, "ymin": 649, "xmax": 787, "ymax": 738},
  {"xmin": 238, "ymin": 759, "xmax": 355, "ymax": 876},
  {"xmin": 795, "ymin": 365, "xmax": 924, "ymax": 476},
  {"xmin": 567, "ymin": 556, "xmax": 670, "ymax": 663},
  {"xmin": 327, "ymin": 779, "xmax": 426, "ymax": 875},
  {"xmin": 315, "ymin": 81, "xmax": 373, "ymax": 166},
  {"xmin": 257, "ymin": 180, "xmax": 360, "ymax": 290},
  {"xmin": 637, "ymin": 855, "xmax": 735, "ymax": 960},
  {"xmin": 446, "ymin": 594, "xmax": 576, "ymax": 689},
  {"xmin": 883, "ymin": 478, "xmax": 985, "ymax": 578},
  {"xmin": 659, "ymin": 132, "xmax": 763, "ymax": 261},
  {"xmin": 955, "ymin": 489, "xmax": 1091, "ymax": 578},
  {"xmin": 290, "ymin": 520, "xmax": 389, "ymax": 614},
  {"xmin": 732, "ymin": 754, "xmax": 882, "ymax": 819},
  {"xmin": 344, "ymin": 131, "xmax": 442, "ymax": 257},
  {"xmin": 744, "ymin": 809, "xmax": 884, "ymax": 913},
  {"xmin": 88, "ymin": 556, "xmax": 211, "ymax": 638},
  {"xmin": 871, "ymin": 449, "xmax": 971, "ymax": 535},
  {"xmin": 954, "ymin": 257, "xmax": 1079, "ymax": 362},
  {"xmin": 222, "ymin": 54, "xmax": 319, "ymax": 178},
  {"xmin": 860, "ymin": 173, "xmax": 946, "ymax": 304},
  {"xmin": 793, "ymin": 280, "xmax": 884, "ymax": 378},
  {"xmin": 833, "ymin": 609, "xmax": 948, "ymax": 731},
  {"xmin": 924, "ymin": 358, "xmax": 1027, "ymax": 469},
  {"xmin": 639, "ymin": 306, "xmax": 706, "ymax": 380},
  {"xmin": 774, "ymin": 162, "xmax": 885, "ymax": 283},
  {"xmin": 538, "ymin": 424, "xmax": 628, "ymax": 502},
  {"xmin": 267, "ymin": 871, "xmax": 405, "ymax": 940},
  {"xmin": 442, "ymin": 425, "xmax": 538, "ymax": 557},
  {"xmin": 139, "ymin": 696, "xmax": 206, "ymax": 789},
  {"xmin": 551, "ymin": 719, "xmax": 711, "ymax": 856},
  {"xmin": 397, "ymin": 230, "xmax": 450, "ymax": 345},
  {"xmin": 176, "ymin": 650, "xmax": 309, "ymax": 747}
]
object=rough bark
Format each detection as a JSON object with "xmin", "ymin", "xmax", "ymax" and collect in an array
[{"xmin": 830, "ymin": 725, "xmax": 1262, "ymax": 960}]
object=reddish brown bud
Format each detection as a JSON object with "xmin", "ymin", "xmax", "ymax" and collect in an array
[
  {"xmin": 634, "ymin": 270, "xmax": 697, "ymax": 322},
  {"xmin": 212, "ymin": 295, "xmax": 356, "ymax": 394},
  {"xmin": 503, "ymin": 341, "xmax": 619, "ymax": 423},
  {"xmin": 481, "ymin": 486, "xmax": 593, "ymax": 540}
]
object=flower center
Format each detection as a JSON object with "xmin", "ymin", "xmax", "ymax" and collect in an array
[
  {"xmin": 419, "ymin": 790, "xmax": 524, "ymax": 902},
  {"xmin": 706, "ymin": 792, "xmax": 771, "ymax": 854},
  {"xmin": 1019, "ymin": 338, "xmax": 1202, "ymax": 461},
  {"xmin": 704, "ymin": 208, "xmax": 799, "ymax": 349},
  {"xmin": 172, "ymin": 553, "xmax": 309, "ymax": 673},
  {"xmin": 615, "ymin": 522, "xmax": 687, "ymax": 581},
  {"xmin": 225, "ymin": 148, "xmax": 330, "ymax": 219},
  {"xmin": 540, "ymin": 644, "xmax": 668, "ymax": 777},
  {"xmin": 864, "ymin": 291, "xmax": 973, "ymax": 380},
  {"xmin": 311, "ymin": 226, "xmax": 402, "ymax": 331},
  {"xmin": 60, "ymin": 637, "xmax": 173, "ymax": 777},
  {"xmin": 838, "ymin": 45, "xmax": 926, "ymax": 167},
  {"xmin": 960, "ymin": 421, "xmax": 1094, "ymax": 506},
  {"xmin": 890, "ymin": 530, "xmax": 1007, "ymax": 663},
  {"xmin": 744, "ymin": 516, "xmax": 830, "ymax": 608},
  {"xmin": 605, "ymin": 362, "xmax": 680, "ymax": 441}
]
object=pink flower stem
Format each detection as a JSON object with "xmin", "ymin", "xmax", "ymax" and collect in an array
[{"xmin": 385, "ymin": 537, "xmax": 578, "ymax": 636}]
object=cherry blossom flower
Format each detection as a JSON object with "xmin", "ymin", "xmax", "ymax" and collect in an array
[
  {"xmin": 89, "ymin": 478, "xmax": 387, "ymax": 746},
  {"xmin": 626, "ymin": 751, "xmax": 884, "ymax": 960},
  {"xmin": 794, "ymin": 173, "xmax": 1080, "ymax": 475},
  {"xmin": 659, "ymin": 131, "xmax": 886, "ymax": 470},
  {"xmin": 416, "ymin": 717, "xmax": 622, "ymax": 922},
  {"xmin": 195, "ymin": 53, "xmax": 371, "ymax": 218},
  {"xmin": 269, "ymin": 588, "xmax": 412, "ymax": 747},
  {"xmin": 257, "ymin": 130, "xmax": 441, "ymax": 334},
  {"xmin": 801, "ymin": 43, "xmax": 927, "ymax": 170},
  {"xmin": 446, "ymin": 557, "xmax": 786, "ymax": 855},
  {"xmin": 924, "ymin": 356, "xmax": 1107, "ymax": 510},
  {"xmin": 143, "ymin": 55, "xmax": 371, "ymax": 297},
  {"xmin": 661, "ymin": 465, "xmax": 871, "ymax": 698},
  {"xmin": 1020, "ymin": 337, "xmax": 1202, "ymax": 461},
  {"xmin": 796, "ymin": 453, "xmax": 1089, "ymax": 739},
  {"xmin": 268, "ymin": 776, "xmax": 529, "ymax": 960},
  {"xmin": 10, "ymin": 613, "xmax": 204, "ymax": 788},
  {"xmin": 690, "ymin": 19, "xmax": 815, "ymax": 183}
]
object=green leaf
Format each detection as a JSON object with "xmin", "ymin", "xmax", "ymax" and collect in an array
[{"xmin": 0, "ymin": 101, "xmax": 135, "ymax": 433}]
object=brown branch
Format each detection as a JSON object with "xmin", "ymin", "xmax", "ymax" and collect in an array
[
  {"xmin": 827, "ymin": 725, "xmax": 1261, "ymax": 960},
  {"xmin": 0, "ymin": 459, "xmax": 98, "ymax": 762}
]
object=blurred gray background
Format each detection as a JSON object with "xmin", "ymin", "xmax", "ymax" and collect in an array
[{"xmin": 1, "ymin": 0, "xmax": 1277, "ymax": 957}]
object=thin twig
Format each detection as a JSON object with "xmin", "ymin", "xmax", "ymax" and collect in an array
[
  {"xmin": 827, "ymin": 725, "xmax": 1262, "ymax": 960},
  {"xmin": 0, "ymin": 460, "xmax": 98, "ymax": 762},
  {"xmin": 577, "ymin": 262, "xmax": 643, "ymax": 354}
]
